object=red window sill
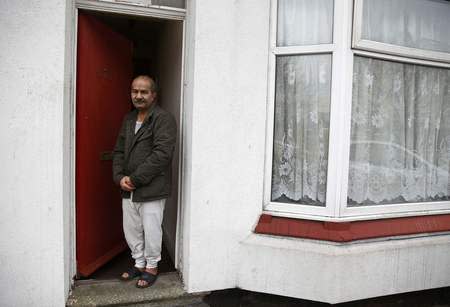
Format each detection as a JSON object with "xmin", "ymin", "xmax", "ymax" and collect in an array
[{"xmin": 254, "ymin": 214, "xmax": 450, "ymax": 242}]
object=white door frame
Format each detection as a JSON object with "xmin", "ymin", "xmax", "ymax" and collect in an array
[{"xmin": 67, "ymin": 0, "xmax": 187, "ymax": 283}]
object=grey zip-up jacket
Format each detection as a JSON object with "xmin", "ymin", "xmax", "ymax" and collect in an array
[{"xmin": 112, "ymin": 104, "xmax": 177, "ymax": 202}]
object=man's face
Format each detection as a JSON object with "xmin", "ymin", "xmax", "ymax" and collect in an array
[{"xmin": 131, "ymin": 78, "xmax": 156, "ymax": 112}]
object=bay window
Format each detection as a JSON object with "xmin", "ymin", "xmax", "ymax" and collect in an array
[{"xmin": 265, "ymin": 0, "xmax": 450, "ymax": 220}]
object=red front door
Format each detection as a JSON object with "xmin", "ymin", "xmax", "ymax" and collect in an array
[{"xmin": 76, "ymin": 11, "xmax": 133, "ymax": 277}]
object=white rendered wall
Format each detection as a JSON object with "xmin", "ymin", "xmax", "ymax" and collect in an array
[
  {"xmin": 181, "ymin": 0, "xmax": 271, "ymax": 291},
  {"xmin": 181, "ymin": 0, "xmax": 450, "ymax": 303},
  {"xmin": 0, "ymin": 1, "xmax": 71, "ymax": 306},
  {"xmin": 239, "ymin": 233, "xmax": 450, "ymax": 304}
]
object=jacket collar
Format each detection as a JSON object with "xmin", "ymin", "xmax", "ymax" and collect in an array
[
  {"xmin": 130, "ymin": 102, "xmax": 157, "ymax": 124},
  {"xmin": 126, "ymin": 103, "xmax": 158, "ymax": 155}
]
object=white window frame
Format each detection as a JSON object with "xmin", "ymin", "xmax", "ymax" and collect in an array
[
  {"xmin": 76, "ymin": 0, "xmax": 186, "ymax": 18},
  {"xmin": 352, "ymin": 0, "xmax": 450, "ymax": 64},
  {"xmin": 91, "ymin": 0, "xmax": 186, "ymax": 11},
  {"xmin": 264, "ymin": 0, "xmax": 450, "ymax": 221},
  {"xmin": 264, "ymin": 0, "xmax": 352, "ymax": 219}
]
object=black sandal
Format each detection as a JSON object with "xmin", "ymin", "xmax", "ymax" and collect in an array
[
  {"xmin": 119, "ymin": 267, "xmax": 142, "ymax": 281},
  {"xmin": 136, "ymin": 271, "xmax": 158, "ymax": 288}
]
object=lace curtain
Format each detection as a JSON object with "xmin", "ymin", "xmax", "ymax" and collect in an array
[
  {"xmin": 277, "ymin": 0, "xmax": 333, "ymax": 46},
  {"xmin": 271, "ymin": 0, "xmax": 333, "ymax": 206},
  {"xmin": 362, "ymin": 0, "xmax": 450, "ymax": 53},
  {"xmin": 348, "ymin": 57, "xmax": 450, "ymax": 206},
  {"xmin": 271, "ymin": 55, "xmax": 331, "ymax": 206}
]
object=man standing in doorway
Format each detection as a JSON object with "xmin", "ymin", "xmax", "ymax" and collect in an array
[{"xmin": 113, "ymin": 75, "xmax": 177, "ymax": 288}]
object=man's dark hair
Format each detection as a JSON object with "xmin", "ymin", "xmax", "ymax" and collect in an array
[{"xmin": 133, "ymin": 75, "xmax": 158, "ymax": 93}]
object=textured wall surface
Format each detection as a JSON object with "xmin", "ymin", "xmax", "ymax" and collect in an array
[
  {"xmin": 181, "ymin": 0, "xmax": 271, "ymax": 291},
  {"xmin": 238, "ymin": 233, "xmax": 450, "ymax": 303},
  {"xmin": 0, "ymin": 1, "xmax": 69, "ymax": 306}
]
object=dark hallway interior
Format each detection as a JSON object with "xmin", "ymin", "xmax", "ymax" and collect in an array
[{"xmin": 76, "ymin": 10, "xmax": 181, "ymax": 281}]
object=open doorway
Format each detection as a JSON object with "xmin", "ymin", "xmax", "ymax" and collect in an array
[{"xmin": 75, "ymin": 10, "xmax": 183, "ymax": 280}]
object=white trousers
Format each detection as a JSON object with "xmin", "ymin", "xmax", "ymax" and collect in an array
[{"xmin": 122, "ymin": 197, "xmax": 166, "ymax": 269}]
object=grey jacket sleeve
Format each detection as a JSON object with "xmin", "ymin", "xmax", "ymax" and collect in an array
[
  {"xmin": 129, "ymin": 112, "xmax": 177, "ymax": 188},
  {"xmin": 112, "ymin": 117, "xmax": 127, "ymax": 185}
]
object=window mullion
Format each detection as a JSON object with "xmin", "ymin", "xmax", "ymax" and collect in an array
[{"xmin": 324, "ymin": 0, "xmax": 354, "ymax": 218}]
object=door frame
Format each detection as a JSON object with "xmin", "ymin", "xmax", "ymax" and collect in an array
[{"xmin": 67, "ymin": 0, "xmax": 187, "ymax": 281}]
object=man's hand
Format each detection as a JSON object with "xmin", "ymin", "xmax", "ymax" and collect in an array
[{"xmin": 120, "ymin": 176, "xmax": 135, "ymax": 192}]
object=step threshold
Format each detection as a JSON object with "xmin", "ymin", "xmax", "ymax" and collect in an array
[{"xmin": 67, "ymin": 272, "xmax": 208, "ymax": 306}]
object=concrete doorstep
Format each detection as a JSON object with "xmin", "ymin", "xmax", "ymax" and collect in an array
[{"xmin": 67, "ymin": 272, "xmax": 208, "ymax": 307}]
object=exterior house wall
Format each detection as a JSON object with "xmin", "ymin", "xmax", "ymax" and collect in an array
[
  {"xmin": 181, "ymin": 0, "xmax": 271, "ymax": 291},
  {"xmin": 181, "ymin": 0, "xmax": 450, "ymax": 303},
  {"xmin": 0, "ymin": 1, "xmax": 71, "ymax": 306}
]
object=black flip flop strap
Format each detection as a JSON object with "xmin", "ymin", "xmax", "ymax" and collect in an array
[{"xmin": 140, "ymin": 271, "xmax": 157, "ymax": 283}]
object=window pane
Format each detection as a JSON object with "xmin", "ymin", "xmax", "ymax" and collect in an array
[
  {"xmin": 272, "ymin": 55, "xmax": 332, "ymax": 206},
  {"xmin": 348, "ymin": 56, "xmax": 450, "ymax": 206},
  {"xmin": 277, "ymin": 0, "xmax": 333, "ymax": 46},
  {"xmin": 151, "ymin": 0, "xmax": 185, "ymax": 9},
  {"xmin": 362, "ymin": 0, "xmax": 450, "ymax": 53}
]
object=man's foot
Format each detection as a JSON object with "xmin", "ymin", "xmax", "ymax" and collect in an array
[
  {"xmin": 120, "ymin": 266, "xmax": 144, "ymax": 281},
  {"xmin": 136, "ymin": 268, "xmax": 158, "ymax": 288}
]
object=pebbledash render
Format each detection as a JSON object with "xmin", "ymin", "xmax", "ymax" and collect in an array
[{"xmin": 1, "ymin": 0, "xmax": 449, "ymax": 306}]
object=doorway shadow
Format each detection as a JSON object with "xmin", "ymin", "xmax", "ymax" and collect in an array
[
  {"xmin": 75, "ymin": 10, "xmax": 183, "ymax": 280},
  {"xmin": 80, "ymin": 242, "xmax": 175, "ymax": 280}
]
